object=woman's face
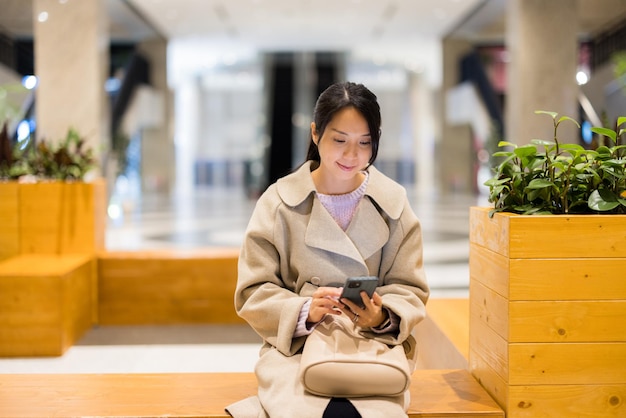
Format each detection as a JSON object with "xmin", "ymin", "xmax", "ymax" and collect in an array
[{"xmin": 311, "ymin": 106, "xmax": 373, "ymax": 194}]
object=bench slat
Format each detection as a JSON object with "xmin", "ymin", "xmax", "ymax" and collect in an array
[{"xmin": 0, "ymin": 370, "xmax": 503, "ymax": 417}]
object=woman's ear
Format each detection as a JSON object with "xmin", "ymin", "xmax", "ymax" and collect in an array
[{"xmin": 311, "ymin": 122, "xmax": 319, "ymax": 145}]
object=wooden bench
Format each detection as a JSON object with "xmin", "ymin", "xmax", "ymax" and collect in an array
[
  {"xmin": 0, "ymin": 369, "xmax": 504, "ymax": 417},
  {"xmin": 97, "ymin": 249, "xmax": 243, "ymax": 325},
  {"xmin": 0, "ymin": 254, "xmax": 95, "ymax": 357},
  {"xmin": 414, "ymin": 298, "xmax": 469, "ymax": 369}
]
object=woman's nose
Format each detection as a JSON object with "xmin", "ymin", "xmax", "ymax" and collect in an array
[{"xmin": 344, "ymin": 142, "xmax": 358, "ymax": 158}]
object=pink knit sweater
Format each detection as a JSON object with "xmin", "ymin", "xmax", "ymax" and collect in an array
[{"xmin": 316, "ymin": 171, "xmax": 369, "ymax": 231}]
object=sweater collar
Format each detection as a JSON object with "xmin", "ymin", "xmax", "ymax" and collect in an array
[{"xmin": 276, "ymin": 160, "xmax": 406, "ymax": 220}]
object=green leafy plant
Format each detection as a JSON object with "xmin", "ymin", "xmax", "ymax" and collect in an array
[
  {"xmin": 0, "ymin": 121, "xmax": 30, "ymax": 179},
  {"xmin": 484, "ymin": 111, "xmax": 626, "ymax": 215},
  {"xmin": 26, "ymin": 128, "xmax": 96, "ymax": 180},
  {"xmin": 0, "ymin": 126, "xmax": 96, "ymax": 181}
]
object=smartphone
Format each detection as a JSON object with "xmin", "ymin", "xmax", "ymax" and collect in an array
[{"xmin": 340, "ymin": 276, "xmax": 378, "ymax": 308}]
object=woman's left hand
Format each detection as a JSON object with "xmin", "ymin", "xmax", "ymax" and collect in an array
[{"xmin": 339, "ymin": 291, "xmax": 386, "ymax": 328}]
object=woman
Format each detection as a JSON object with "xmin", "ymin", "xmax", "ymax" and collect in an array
[{"xmin": 226, "ymin": 82, "xmax": 429, "ymax": 418}]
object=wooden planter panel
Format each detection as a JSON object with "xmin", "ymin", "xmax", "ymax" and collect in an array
[
  {"xmin": 0, "ymin": 182, "xmax": 19, "ymax": 261},
  {"xmin": 471, "ymin": 245, "xmax": 626, "ymax": 301},
  {"xmin": 508, "ymin": 300, "xmax": 626, "ymax": 343},
  {"xmin": 19, "ymin": 180, "xmax": 106, "ymax": 255},
  {"xmin": 98, "ymin": 249, "xmax": 244, "ymax": 325},
  {"xmin": 509, "ymin": 342, "xmax": 626, "ymax": 385},
  {"xmin": 508, "ymin": 258, "xmax": 626, "ymax": 300},
  {"xmin": 0, "ymin": 254, "xmax": 93, "ymax": 356},
  {"xmin": 508, "ymin": 384, "xmax": 626, "ymax": 417},
  {"xmin": 469, "ymin": 206, "xmax": 626, "ymax": 417},
  {"xmin": 469, "ymin": 207, "xmax": 626, "ymax": 258},
  {"xmin": 470, "ymin": 347, "xmax": 509, "ymax": 412}
]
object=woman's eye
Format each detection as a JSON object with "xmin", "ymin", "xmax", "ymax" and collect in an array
[
  {"xmin": 334, "ymin": 138, "xmax": 346, "ymax": 143},
  {"xmin": 360, "ymin": 141, "xmax": 372, "ymax": 146}
]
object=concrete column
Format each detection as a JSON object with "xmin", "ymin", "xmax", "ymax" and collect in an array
[
  {"xmin": 174, "ymin": 76, "xmax": 202, "ymax": 198},
  {"xmin": 33, "ymin": 0, "xmax": 109, "ymax": 165},
  {"xmin": 136, "ymin": 39, "xmax": 173, "ymax": 194},
  {"xmin": 439, "ymin": 37, "xmax": 474, "ymax": 194},
  {"xmin": 408, "ymin": 71, "xmax": 436, "ymax": 197},
  {"xmin": 506, "ymin": 0, "xmax": 579, "ymax": 145}
]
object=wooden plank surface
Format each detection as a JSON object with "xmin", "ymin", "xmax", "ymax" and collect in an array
[
  {"xmin": 424, "ymin": 299, "xmax": 470, "ymax": 360},
  {"xmin": 509, "ymin": 342, "xmax": 626, "ymax": 385},
  {"xmin": 509, "ymin": 300, "xmax": 626, "ymax": 342},
  {"xmin": 469, "ymin": 280, "xmax": 509, "ymax": 341},
  {"xmin": 0, "ymin": 255, "xmax": 94, "ymax": 356},
  {"xmin": 0, "ymin": 254, "xmax": 92, "ymax": 275},
  {"xmin": 18, "ymin": 180, "xmax": 106, "ymax": 255},
  {"xmin": 469, "ymin": 206, "xmax": 626, "ymax": 258},
  {"xmin": 469, "ymin": 245, "xmax": 509, "ymax": 299},
  {"xmin": 468, "ymin": 206, "xmax": 511, "ymax": 257},
  {"xmin": 507, "ymin": 213, "xmax": 626, "ymax": 258},
  {"xmin": 98, "ymin": 249, "xmax": 243, "ymax": 325},
  {"xmin": 508, "ymin": 258, "xmax": 626, "ymax": 300},
  {"xmin": 0, "ymin": 182, "xmax": 19, "ymax": 261},
  {"xmin": 507, "ymin": 383, "xmax": 626, "ymax": 418},
  {"xmin": 0, "ymin": 370, "xmax": 504, "ymax": 417}
]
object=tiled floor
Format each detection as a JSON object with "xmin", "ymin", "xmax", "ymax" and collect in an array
[{"xmin": 0, "ymin": 186, "xmax": 489, "ymax": 374}]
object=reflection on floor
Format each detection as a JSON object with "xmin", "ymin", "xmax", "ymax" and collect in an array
[{"xmin": 0, "ymin": 187, "xmax": 489, "ymax": 374}]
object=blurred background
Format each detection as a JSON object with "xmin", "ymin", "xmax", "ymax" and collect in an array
[
  {"xmin": 1, "ymin": 0, "xmax": 625, "ymax": 215},
  {"xmin": 0, "ymin": 0, "xmax": 625, "ymax": 374}
]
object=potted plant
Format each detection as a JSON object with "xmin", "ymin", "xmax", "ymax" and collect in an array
[
  {"xmin": 484, "ymin": 111, "xmax": 626, "ymax": 215},
  {"xmin": 0, "ymin": 127, "xmax": 105, "ymax": 259},
  {"xmin": 469, "ymin": 112, "xmax": 626, "ymax": 417}
]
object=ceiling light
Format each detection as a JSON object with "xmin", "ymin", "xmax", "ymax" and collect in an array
[{"xmin": 576, "ymin": 70, "xmax": 589, "ymax": 85}]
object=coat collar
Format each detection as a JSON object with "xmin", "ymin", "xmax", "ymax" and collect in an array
[{"xmin": 276, "ymin": 161, "xmax": 406, "ymax": 220}]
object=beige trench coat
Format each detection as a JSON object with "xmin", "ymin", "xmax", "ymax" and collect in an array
[{"xmin": 226, "ymin": 161, "xmax": 429, "ymax": 418}]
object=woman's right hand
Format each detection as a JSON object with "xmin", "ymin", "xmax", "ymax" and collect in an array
[{"xmin": 307, "ymin": 287, "xmax": 344, "ymax": 323}]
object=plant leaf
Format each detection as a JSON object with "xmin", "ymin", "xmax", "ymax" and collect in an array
[
  {"xmin": 591, "ymin": 127, "xmax": 617, "ymax": 143},
  {"xmin": 497, "ymin": 141, "xmax": 517, "ymax": 148},
  {"xmin": 588, "ymin": 189, "xmax": 620, "ymax": 211},
  {"xmin": 558, "ymin": 115, "xmax": 581, "ymax": 128},
  {"xmin": 526, "ymin": 178, "xmax": 553, "ymax": 189},
  {"xmin": 535, "ymin": 110, "xmax": 558, "ymax": 119},
  {"xmin": 514, "ymin": 145, "xmax": 537, "ymax": 158}
]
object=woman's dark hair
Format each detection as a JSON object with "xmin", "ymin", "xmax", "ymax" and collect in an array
[{"xmin": 306, "ymin": 81, "xmax": 381, "ymax": 166}]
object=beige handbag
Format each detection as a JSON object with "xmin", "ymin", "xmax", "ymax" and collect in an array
[{"xmin": 298, "ymin": 314, "xmax": 416, "ymax": 398}]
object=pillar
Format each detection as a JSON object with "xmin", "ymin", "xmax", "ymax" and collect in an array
[
  {"xmin": 506, "ymin": 0, "xmax": 579, "ymax": 145},
  {"xmin": 136, "ymin": 39, "xmax": 173, "ymax": 194},
  {"xmin": 439, "ymin": 37, "xmax": 474, "ymax": 194},
  {"xmin": 408, "ymin": 71, "xmax": 436, "ymax": 197},
  {"xmin": 174, "ymin": 75, "xmax": 201, "ymax": 198},
  {"xmin": 33, "ymin": 0, "xmax": 109, "ymax": 165}
]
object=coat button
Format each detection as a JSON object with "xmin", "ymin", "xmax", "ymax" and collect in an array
[{"xmin": 310, "ymin": 276, "xmax": 321, "ymax": 285}]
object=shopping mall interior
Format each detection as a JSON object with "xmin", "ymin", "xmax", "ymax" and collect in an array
[{"xmin": 0, "ymin": 1, "xmax": 625, "ymax": 411}]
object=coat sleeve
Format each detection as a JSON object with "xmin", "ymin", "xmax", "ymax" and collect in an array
[
  {"xmin": 234, "ymin": 186, "xmax": 308, "ymax": 357},
  {"xmin": 365, "ymin": 198, "xmax": 430, "ymax": 345}
]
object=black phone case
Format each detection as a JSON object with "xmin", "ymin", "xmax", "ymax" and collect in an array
[{"xmin": 340, "ymin": 276, "xmax": 378, "ymax": 308}]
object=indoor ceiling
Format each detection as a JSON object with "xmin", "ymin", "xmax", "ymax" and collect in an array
[
  {"xmin": 0, "ymin": 0, "xmax": 487, "ymax": 47},
  {"xmin": 1, "ymin": 0, "xmax": 625, "ymax": 47},
  {"xmin": 126, "ymin": 0, "xmax": 485, "ymax": 49},
  {"xmin": 0, "ymin": 0, "xmax": 625, "ymax": 82}
]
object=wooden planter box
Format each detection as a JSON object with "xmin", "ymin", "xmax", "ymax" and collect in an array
[
  {"xmin": 97, "ymin": 249, "xmax": 244, "ymax": 325},
  {"xmin": 0, "ymin": 179, "xmax": 106, "ymax": 259},
  {"xmin": 469, "ymin": 206, "xmax": 626, "ymax": 417},
  {"xmin": 0, "ymin": 254, "xmax": 94, "ymax": 356},
  {"xmin": 0, "ymin": 182, "xmax": 20, "ymax": 261},
  {"xmin": 0, "ymin": 180, "xmax": 106, "ymax": 355}
]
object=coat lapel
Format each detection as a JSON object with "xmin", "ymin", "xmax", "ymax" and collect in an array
[
  {"xmin": 305, "ymin": 197, "xmax": 389, "ymax": 265},
  {"xmin": 346, "ymin": 197, "xmax": 389, "ymax": 260}
]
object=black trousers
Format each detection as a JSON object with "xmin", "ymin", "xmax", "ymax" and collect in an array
[{"xmin": 322, "ymin": 398, "xmax": 361, "ymax": 418}]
